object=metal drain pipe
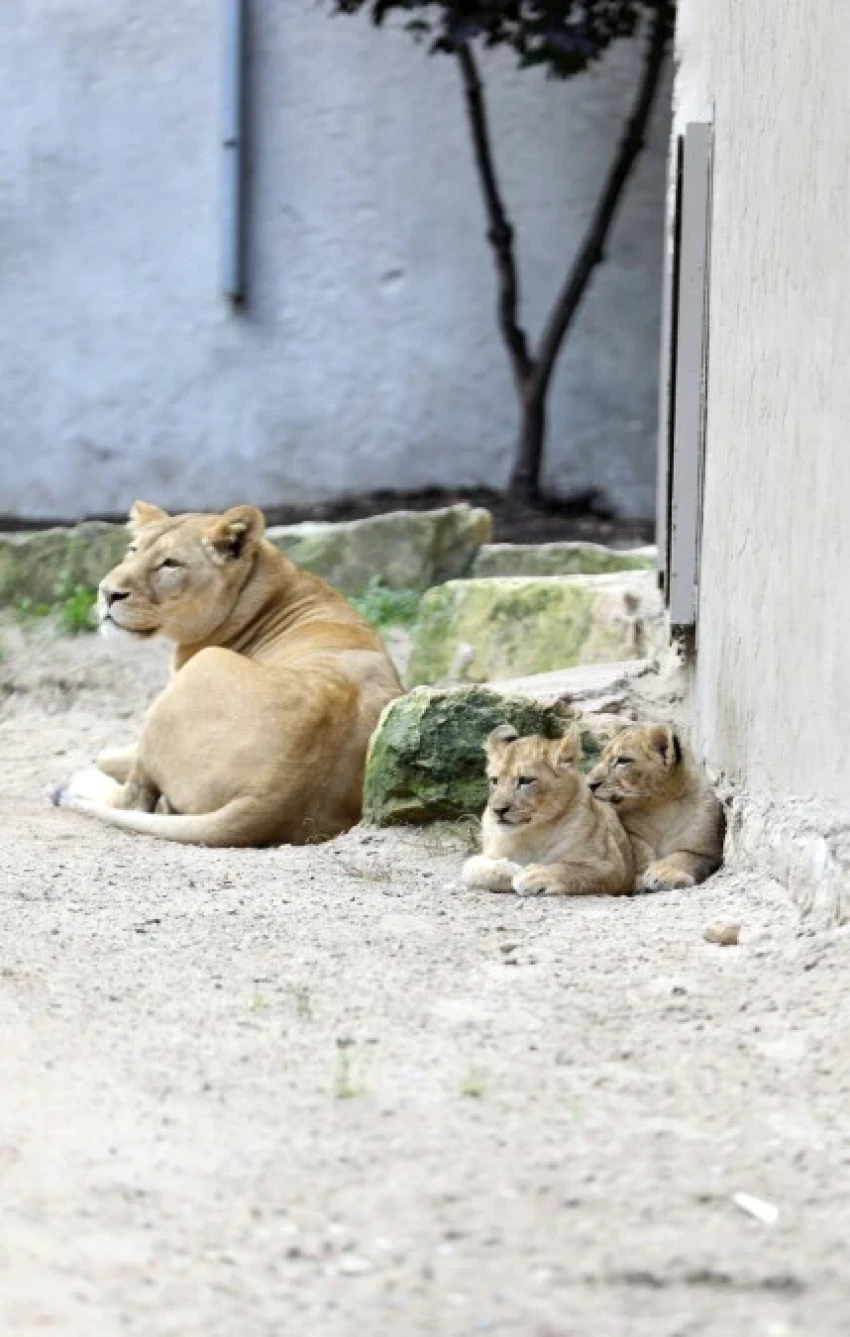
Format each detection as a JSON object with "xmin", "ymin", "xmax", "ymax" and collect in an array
[{"xmin": 221, "ymin": 0, "xmax": 246, "ymax": 303}]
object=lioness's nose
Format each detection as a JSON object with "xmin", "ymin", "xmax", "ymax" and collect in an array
[
  {"xmin": 493, "ymin": 803, "xmax": 511, "ymax": 818},
  {"xmin": 588, "ymin": 779, "xmax": 602, "ymax": 793},
  {"xmin": 102, "ymin": 586, "xmax": 130, "ymax": 609}
]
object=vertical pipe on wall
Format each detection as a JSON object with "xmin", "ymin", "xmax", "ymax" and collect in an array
[{"xmin": 221, "ymin": 0, "xmax": 245, "ymax": 304}]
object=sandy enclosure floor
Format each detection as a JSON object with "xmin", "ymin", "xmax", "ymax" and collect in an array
[{"xmin": 1, "ymin": 624, "xmax": 848, "ymax": 1337}]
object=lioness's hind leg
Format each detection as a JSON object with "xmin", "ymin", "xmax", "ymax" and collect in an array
[
  {"xmin": 96, "ymin": 745, "xmax": 138, "ymax": 783},
  {"xmin": 121, "ymin": 769, "xmax": 160, "ymax": 813}
]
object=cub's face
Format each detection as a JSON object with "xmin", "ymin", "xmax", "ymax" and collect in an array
[
  {"xmin": 587, "ymin": 724, "xmax": 683, "ymax": 810},
  {"xmin": 484, "ymin": 724, "xmax": 582, "ymax": 829},
  {"xmin": 98, "ymin": 501, "xmax": 265, "ymax": 646}
]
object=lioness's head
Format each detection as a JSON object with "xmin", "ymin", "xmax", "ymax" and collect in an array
[
  {"xmin": 98, "ymin": 501, "xmax": 265, "ymax": 644},
  {"xmin": 483, "ymin": 724, "xmax": 583, "ymax": 828},
  {"xmin": 587, "ymin": 724, "xmax": 683, "ymax": 809}
]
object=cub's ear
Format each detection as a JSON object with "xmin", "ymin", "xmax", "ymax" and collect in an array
[
  {"xmin": 128, "ymin": 501, "xmax": 169, "ymax": 534},
  {"xmin": 552, "ymin": 725, "xmax": 582, "ymax": 769},
  {"xmin": 485, "ymin": 723, "xmax": 519, "ymax": 756},
  {"xmin": 204, "ymin": 505, "xmax": 265, "ymax": 563},
  {"xmin": 648, "ymin": 724, "xmax": 682, "ymax": 767}
]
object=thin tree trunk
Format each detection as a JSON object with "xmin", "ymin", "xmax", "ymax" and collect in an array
[
  {"xmin": 515, "ymin": 388, "xmax": 547, "ymax": 506},
  {"xmin": 456, "ymin": 11, "xmax": 670, "ymax": 506},
  {"xmin": 511, "ymin": 7, "xmax": 670, "ymax": 501},
  {"xmin": 456, "ymin": 42, "xmax": 533, "ymax": 394}
]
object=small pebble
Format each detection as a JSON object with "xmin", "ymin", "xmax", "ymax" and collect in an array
[
  {"xmin": 338, "ymin": 1253, "xmax": 372, "ymax": 1276},
  {"xmin": 704, "ymin": 921, "xmax": 740, "ymax": 946}
]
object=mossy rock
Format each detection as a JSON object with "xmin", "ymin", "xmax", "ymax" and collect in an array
[
  {"xmin": 363, "ymin": 685, "xmax": 625, "ymax": 826},
  {"xmin": 0, "ymin": 523, "xmax": 128, "ymax": 606},
  {"xmin": 472, "ymin": 541, "xmax": 656, "ymax": 579},
  {"xmin": 267, "ymin": 504, "xmax": 492, "ymax": 595},
  {"xmin": 407, "ymin": 572, "xmax": 662, "ymax": 686},
  {"xmin": 0, "ymin": 504, "xmax": 493, "ymax": 607}
]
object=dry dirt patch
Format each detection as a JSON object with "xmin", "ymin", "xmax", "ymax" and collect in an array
[{"xmin": 1, "ymin": 627, "xmax": 848, "ymax": 1336}]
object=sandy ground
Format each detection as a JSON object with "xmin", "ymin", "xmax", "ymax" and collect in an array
[{"xmin": 1, "ymin": 623, "xmax": 849, "ymax": 1337}]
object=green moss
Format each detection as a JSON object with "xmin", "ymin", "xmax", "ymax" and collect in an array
[
  {"xmin": 406, "ymin": 574, "xmax": 660, "ymax": 686},
  {"xmin": 472, "ymin": 542, "xmax": 657, "ymax": 579},
  {"xmin": 349, "ymin": 578, "xmax": 420, "ymax": 629},
  {"xmin": 267, "ymin": 504, "xmax": 492, "ymax": 595},
  {"xmin": 363, "ymin": 686, "xmax": 571, "ymax": 825}
]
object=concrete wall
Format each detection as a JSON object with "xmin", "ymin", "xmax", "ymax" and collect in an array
[
  {"xmin": 0, "ymin": 1, "xmax": 670, "ymax": 520},
  {"xmin": 676, "ymin": 0, "xmax": 850, "ymax": 809}
]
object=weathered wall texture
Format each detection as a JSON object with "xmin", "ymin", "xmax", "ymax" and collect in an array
[
  {"xmin": 0, "ymin": 1, "xmax": 670, "ymax": 520},
  {"xmin": 677, "ymin": 0, "xmax": 850, "ymax": 808}
]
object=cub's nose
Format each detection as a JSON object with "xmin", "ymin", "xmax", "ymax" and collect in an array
[
  {"xmin": 492, "ymin": 803, "xmax": 511, "ymax": 819},
  {"xmin": 588, "ymin": 779, "xmax": 603, "ymax": 793},
  {"xmin": 102, "ymin": 586, "xmax": 130, "ymax": 609}
]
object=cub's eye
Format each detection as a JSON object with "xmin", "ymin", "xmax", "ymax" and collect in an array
[
  {"xmin": 488, "ymin": 775, "xmax": 498, "ymax": 787},
  {"xmin": 517, "ymin": 776, "xmax": 535, "ymax": 787},
  {"xmin": 614, "ymin": 757, "xmax": 632, "ymax": 768},
  {"xmin": 157, "ymin": 558, "xmax": 182, "ymax": 570}
]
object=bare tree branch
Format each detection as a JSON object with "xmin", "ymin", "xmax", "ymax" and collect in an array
[
  {"xmin": 532, "ymin": 7, "xmax": 669, "ymax": 396},
  {"xmin": 456, "ymin": 42, "xmax": 534, "ymax": 389}
]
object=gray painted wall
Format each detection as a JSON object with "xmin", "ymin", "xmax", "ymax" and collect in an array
[
  {"xmin": 0, "ymin": 1, "xmax": 670, "ymax": 520},
  {"xmin": 676, "ymin": 0, "xmax": 850, "ymax": 808}
]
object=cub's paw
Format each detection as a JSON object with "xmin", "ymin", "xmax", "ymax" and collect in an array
[
  {"xmin": 51, "ymin": 766, "xmax": 121, "ymax": 811},
  {"xmin": 640, "ymin": 860, "xmax": 696, "ymax": 893},
  {"xmin": 462, "ymin": 856, "xmax": 522, "ymax": 893},
  {"xmin": 512, "ymin": 866, "xmax": 558, "ymax": 897}
]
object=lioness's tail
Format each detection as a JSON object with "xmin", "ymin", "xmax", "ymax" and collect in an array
[{"xmin": 52, "ymin": 770, "xmax": 261, "ymax": 846}]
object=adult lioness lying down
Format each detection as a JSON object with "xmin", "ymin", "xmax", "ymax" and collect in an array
[{"xmin": 52, "ymin": 502, "xmax": 403, "ymax": 846}]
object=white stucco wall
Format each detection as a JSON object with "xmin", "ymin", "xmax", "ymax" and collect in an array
[
  {"xmin": 676, "ymin": 0, "xmax": 850, "ymax": 807},
  {"xmin": 0, "ymin": 1, "xmax": 670, "ymax": 520}
]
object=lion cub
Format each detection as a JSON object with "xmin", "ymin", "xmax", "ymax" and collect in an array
[
  {"xmin": 461, "ymin": 724, "xmax": 635, "ymax": 897},
  {"xmin": 587, "ymin": 724, "xmax": 725, "ymax": 892}
]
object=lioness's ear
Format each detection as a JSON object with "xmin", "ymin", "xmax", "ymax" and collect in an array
[
  {"xmin": 485, "ymin": 723, "xmax": 519, "ymax": 756},
  {"xmin": 204, "ymin": 505, "xmax": 265, "ymax": 563},
  {"xmin": 552, "ymin": 726, "xmax": 582, "ymax": 769},
  {"xmin": 128, "ymin": 500, "xmax": 169, "ymax": 533},
  {"xmin": 648, "ymin": 724, "xmax": 682, "ymax": 767}
]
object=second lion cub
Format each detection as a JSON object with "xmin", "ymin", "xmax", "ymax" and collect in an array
[{"xmin": 462, "ymin": 724, "xmax": 634, "ymax": 897}]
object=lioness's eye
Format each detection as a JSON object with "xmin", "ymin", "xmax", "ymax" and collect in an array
[
  {"xmin": 517, "ymin": 776, "xmax": 535, "ymax": 787},
  {"xmin": 158, "ymin": 558, "xmax": 182, "ymax": 570},
  {"xmin": 615, "ymin": 757, "xmax": 632, "ymax": 768},
  {"xmin": 488, "ymin": 776, "xmax": 498, "ymax": 787}
]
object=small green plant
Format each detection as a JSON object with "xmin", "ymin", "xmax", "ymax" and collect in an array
[
  {"xmin": 350, "ymin": 577, "xmax": 420, "ymax": 630},
  {"xmin": 460, "ymin": 1067, "xmax": 487, "ymax": 1100},
  {"xmin": 14, "ymin": 596, "xmax": 52, "ymax": 621},
  {"xmin": 56, "ymin": 585, "xmax": 97, "ymax": 634},
  {"xmin": 251, "ymin": 991, "xmax": 270, "ymax": 1013},
  {"xmin": 294, "ymin": 987, "xmax": 313, "ymax": 1020},
  {"xmin": 334, "ymin": 1037, "xmax": 365, "ymax": 1099},
  {"xmin": 13, "ymin": 565, "xmax": 97, "ymax": 635}
]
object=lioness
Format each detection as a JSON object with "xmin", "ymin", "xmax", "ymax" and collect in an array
[
  {"xmin": 52, "ymin": 501, "xmax": 402, "ymax": 845},
  {"xmin": 587, "ymin": 724, "xmax": 725, "ymax": 891},
  {"xmin": 461, "ymin": 724, "xmax": 635, "ymax": 897}
]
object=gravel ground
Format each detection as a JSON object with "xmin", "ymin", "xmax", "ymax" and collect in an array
[{"xmin": 1, "ymin": 624, "xmax": 848, "ymax": 1337}]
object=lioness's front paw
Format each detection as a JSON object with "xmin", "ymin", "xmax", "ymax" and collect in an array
[{"xmin": 640, "ymin": 860, "xmax": 696, "ymax": 892}]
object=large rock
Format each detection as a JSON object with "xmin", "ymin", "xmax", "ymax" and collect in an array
[
  {"xmin": 267, "ymin": 504, "xmax": 492, "ymax": 594},
  {"xmin": 0, "ymin": 522, "xmax": 128, "ymax": 606},
  {"xmin": 406, "ymin": 572, "xmax": 663, "ymax": 686},
  {"xmin": 0, "ymin": 504, "xmax": 492, "ymax": 606},
  {"xmin": 363, "ymin": 686, "xmax": 570, "ymax": 825},
  {"xmin": 472, "ymin": 541, "xmax": 656, "ymax": 579},
  {"xmin": 363, "ymin": 683, "xmax": 631, "ymax": 826}
]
